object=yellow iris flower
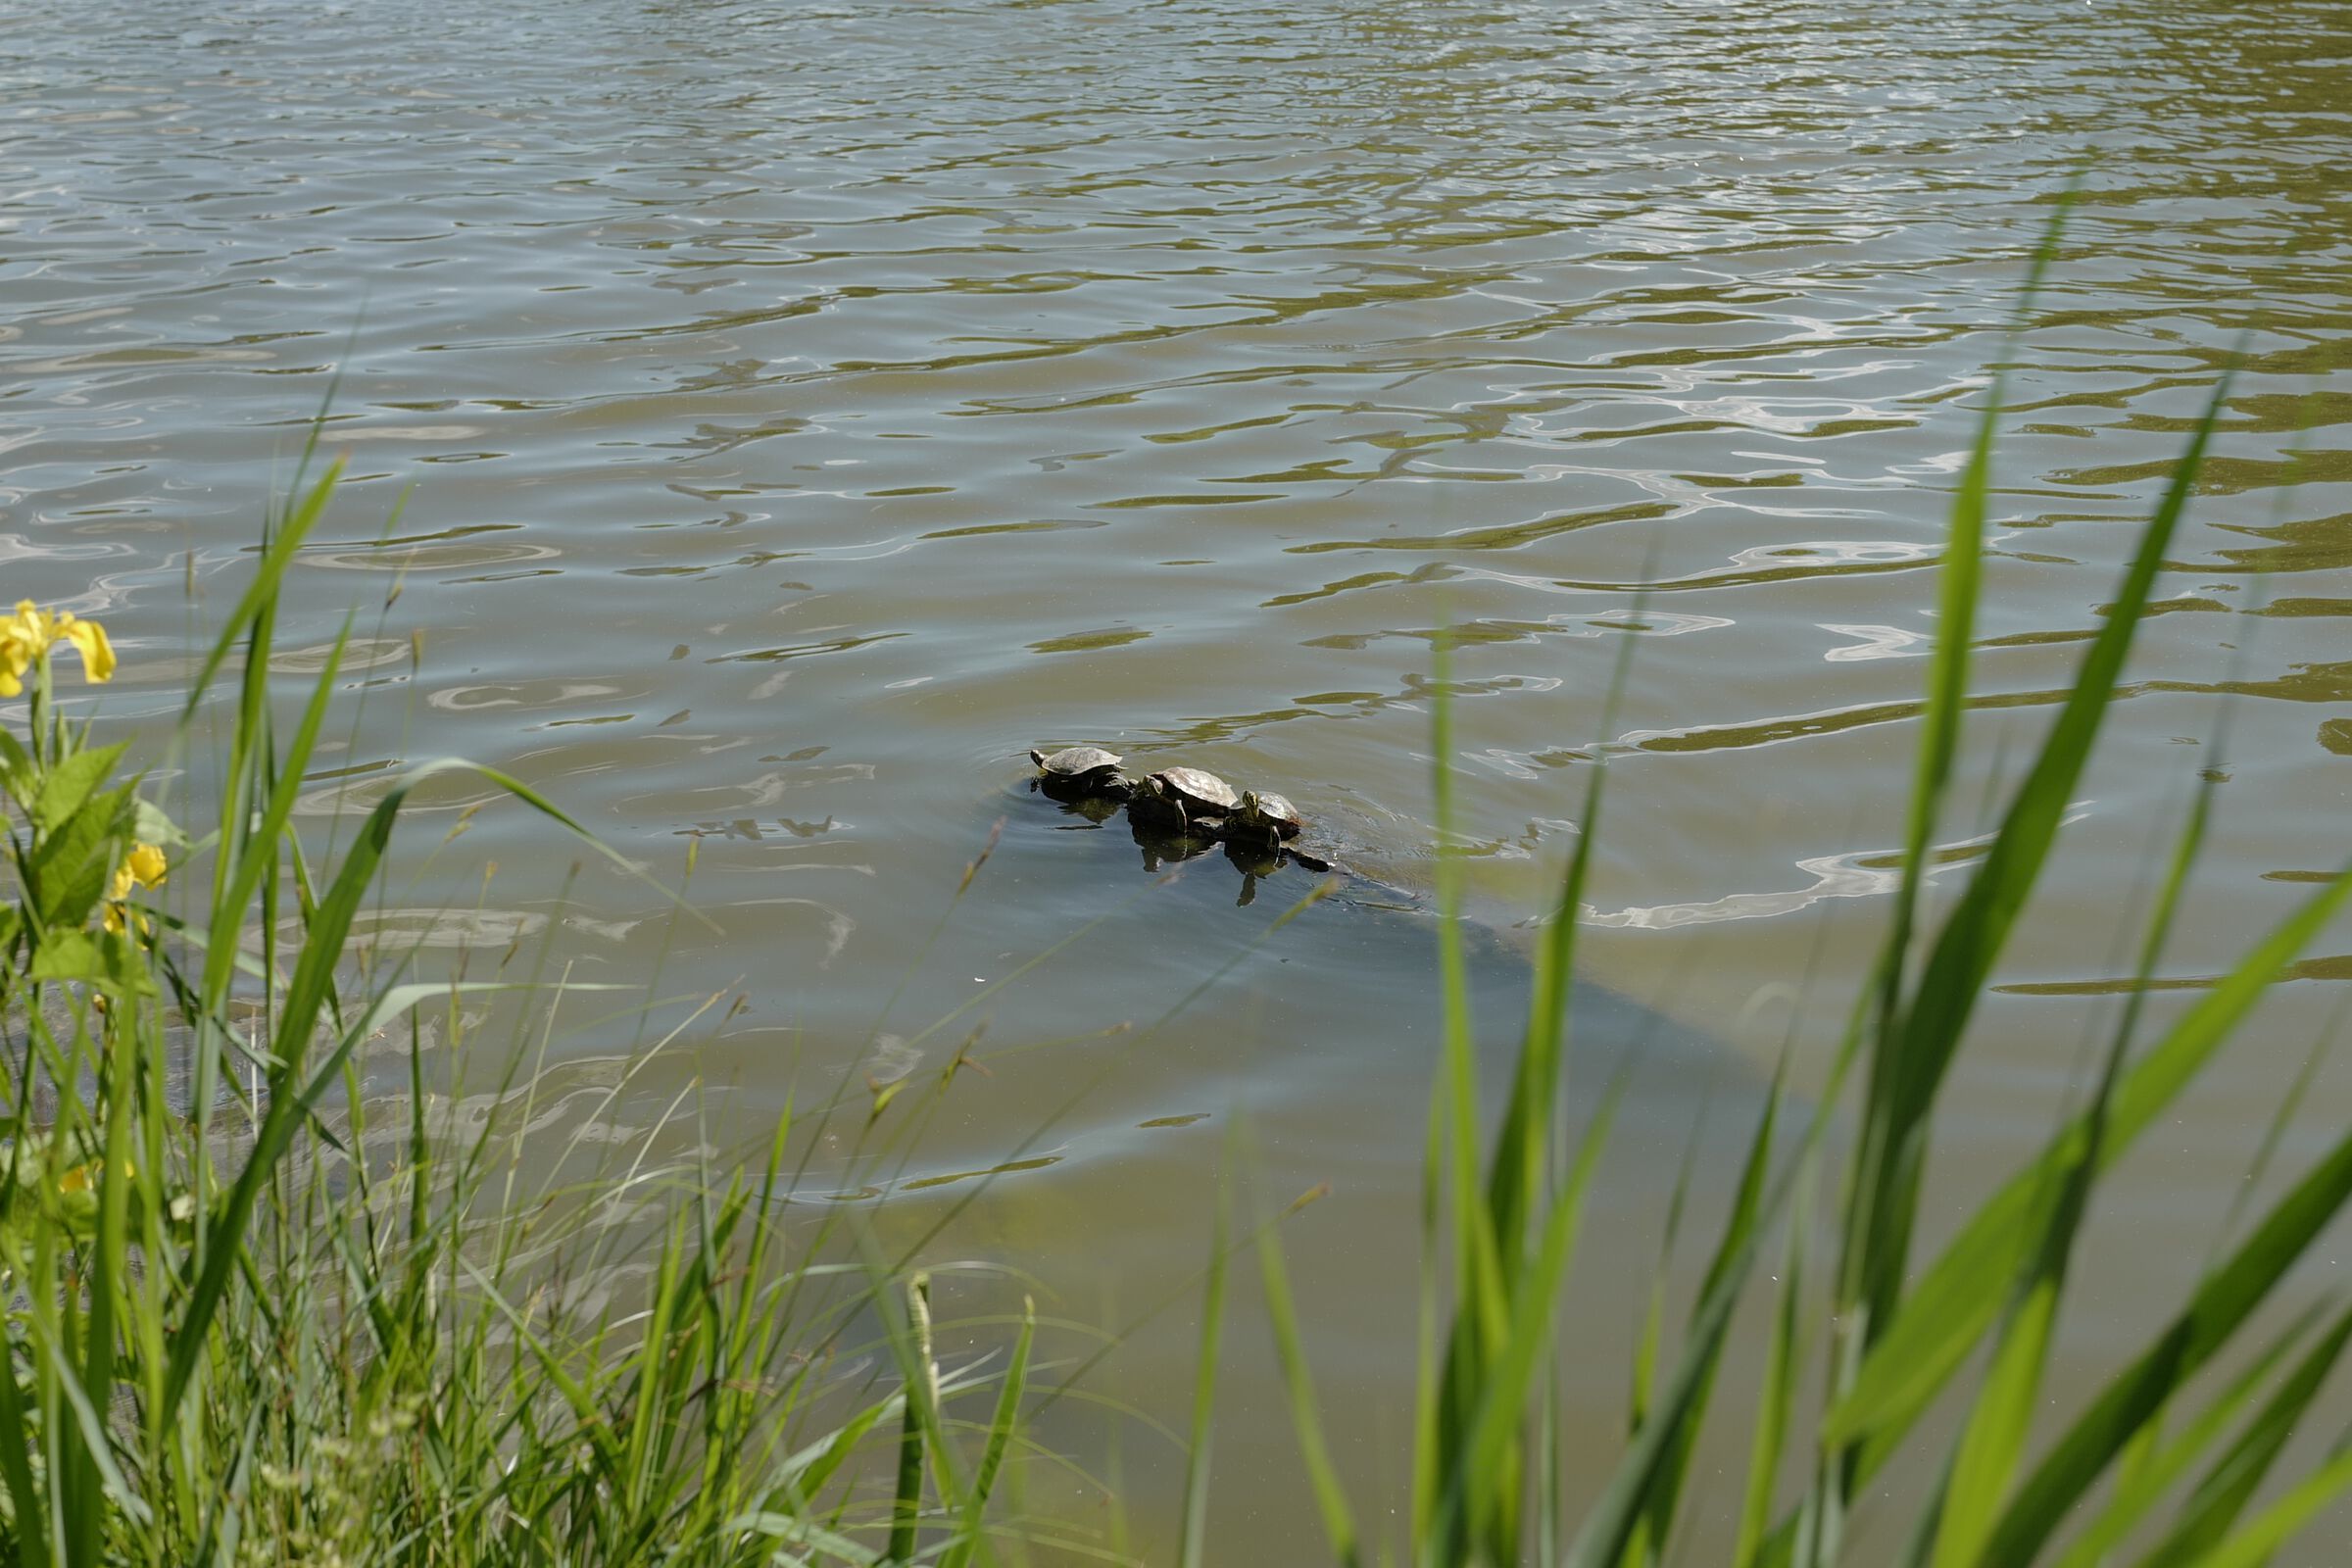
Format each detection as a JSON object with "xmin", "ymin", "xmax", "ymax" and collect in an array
[
  {"xmin": 102, "ymin": 842, "xmax": 169, "ymax": 935},
  {"xmin": 59, "ymin": 1159, "xmax": 130, "ymax": 1195},
  {"xmin": 0, "ymin": 599, "xmax": 117, "ymax": 697}
]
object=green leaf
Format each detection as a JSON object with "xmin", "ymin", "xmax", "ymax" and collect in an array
[
  {"xmin": 25, "ymin": 929, "xmax": 105, "ymax": 986},
  {"xmin": 0, "ymin": 725, "xmax": 30, "ymax": 808},
  {"xmin": 25, "ymin": 780, "xmax": 131, "ymax": 930},
  {"xmin": 30, "ymin": 741, "xmax": 125, "ymax": 834},
  {"xmin": 30, "ymin": 926, "xmax": 161, "ymax": 1001},
  {"xmin": 722, "ymin": 1511, "xmax": 885, "ymax": 1566},
  {"xmin": 130, "ymin": 796, "xmax": 188, "ymax": 850}
]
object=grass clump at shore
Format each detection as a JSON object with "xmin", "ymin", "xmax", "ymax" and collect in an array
[{"xmin": 0, "ymin": 456, "xmax": 1035, "ymax": 1566}]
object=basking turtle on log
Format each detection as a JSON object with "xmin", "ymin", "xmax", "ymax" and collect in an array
[
  {"xmin": 1220, "ymin": 789, "xmax": 1303, "ymax": 845},
  {"xmin": 1127, "ymin": 766, "xmax": 1240, "ymax": 833},
  {"xmin": 1029, "ymin": 745, "xmax": 1130, "ymax": 801},
  {"xmin": 1019, "ymin": 747, "xmax": 1370, "ymax": 900}
]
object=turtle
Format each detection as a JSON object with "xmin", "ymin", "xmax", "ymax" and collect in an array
[
  {"xmin": 1029, "ymin": 745, "xmax": 1129, "ymax": 799},
  {"xmin": 1221, "ymin": 789, "xmax": 1304, "ymax": 844},
  {"xmin": 1031, "ymin": 745, "xmax": 1123, "ymax": 782},
  {"xmin": 1127, "ymin": 766, "xmax": 1240, "ymax": 831}
]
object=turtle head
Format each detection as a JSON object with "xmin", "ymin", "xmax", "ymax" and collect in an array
[
  {"xmin": 1238, "ymin": 790, "xmax": 1262, "ymax": 815},
  {"xmin": 1028, "ymin": 748, "xmax": 1049, "ymax": 769}
]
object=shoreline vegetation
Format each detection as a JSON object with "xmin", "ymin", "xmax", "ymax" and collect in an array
[{"xmin": 6, "ymin": 368, "xmax": 2352, "ymax": 1567}]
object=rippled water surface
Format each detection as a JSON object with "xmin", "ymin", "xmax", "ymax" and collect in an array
[{"xmin": 8, "ymin": 0, "xmax": 2352, "ymax": 1554}]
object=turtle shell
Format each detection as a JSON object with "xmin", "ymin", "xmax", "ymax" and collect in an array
[
  {"xmin": 1152, "ymin": 766, "xmax": 1240, "ymax": 814},
  {"xmin": 1247, "ymin": 791, "xmax": 1303, "ymax": 837},
  {"xmin": 1032, "ymin": 745, "xmax": 1122, "ymax": 777}
]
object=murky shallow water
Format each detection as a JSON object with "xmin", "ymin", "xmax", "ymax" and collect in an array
[{"xmin": 7, "ymin": 0, "xmax": 2352, "ymax": 1554}]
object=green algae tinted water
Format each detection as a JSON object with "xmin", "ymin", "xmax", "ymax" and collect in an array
[{"xmin": 5, "ymin": 0, "xmax": 2350, "ymax": 1554}]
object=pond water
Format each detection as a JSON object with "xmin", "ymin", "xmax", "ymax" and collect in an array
[{"xmin": 7, "ymin": 0, "xmax": 2351, "ymax": 1556}]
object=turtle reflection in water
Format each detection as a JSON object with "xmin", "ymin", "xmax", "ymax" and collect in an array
[
  {"xmin": 1033, "ymin": 785, "xmax": 1124, "ymax": 825},
  {"xmin": 1223, "ymin": 836, "xmax": 1284, "ymax": 906},
  {"xmin": 1130, "ymin": 810, "xmax": 1221, "ymax": 873}
]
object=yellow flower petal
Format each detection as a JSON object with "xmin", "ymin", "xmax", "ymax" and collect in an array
[
  {"xmin": 59, "ymin": 1159, "xmax": 130, "ymax": 1195},
  {"xmin": 60, "ymin": 616, "xmax": 115, "ymax": 684},
  {"xmin": 126, "ymin": 842, "xmax": 167, "ymax": 888},
  {"xmin": 5, "ymin": 603, "xmax": 53, "ymax": 653}
]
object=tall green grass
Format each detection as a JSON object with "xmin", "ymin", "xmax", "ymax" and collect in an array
[
  {"xmin": 0, "ymin": 457, "xmax": 1039, "ymax": 1566},
  {"xmin": 1234, "ymin": 327, "xmax": 2352, "ymax": 1561}
]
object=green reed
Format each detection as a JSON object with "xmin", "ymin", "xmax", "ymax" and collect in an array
[
  {"xmin": 1238, "ymin": 324, "xmax": 2352, "ymax": 1561},
  {"xmin": 0, "ymin": 456, "xmax": 1036, "ymax": 1567}
]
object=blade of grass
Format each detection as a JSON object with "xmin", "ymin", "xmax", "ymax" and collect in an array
[
  {"xmin": 1735, "ymin": 1156, "xmax": 1816, "ymax": 1568},
  {"xmin": 178, "ymin": 459, "xmax": 344, "ymax": 722},
  {"xmin": 165, "ymin": 757, "xmax": 685, "ymax": 1421},
  {"xmin": 1973, "ymin": 1113, "xmax": 2352, "ymax": 1563},
  {"xmin": 2132, "ymin": 1298, "xmax": 2352, "ymax": 1568},
  {"xmin": 1562, "ymin": 1065, "xmax": 1791, "ymax": 1568},
  {"xmin": 2163, "ymin": 1436, "xmax": 2352, "ymax": 1568},
  {"xmin": 1850, "ymin": 372, "xmax": 2232, "ymax": 1359},
  {"xmin": 887, "ymin": 1273, "xmax": 938, "ymax": 1565},
  {"xmin": 2045, "ymin": 1302, "xmax": 2320, "ymax": 1568},
  {"xmin": 1926, "ymin": 738, "xmax": 2221, "ymax": 1568},
  {"xmin": 1258, "ymin": 1216, "xmax": 1361, "ymax": 1568},
  {"xmin": 1435, "ymin": 1076, "xmax": 1621, "ymax": 1560},
  {"xmin": 1642, "ymin": 1057, "xmax": 1789, "ymax": 1563},
  {"xmin": 941, "ymin": 1296, "xmax": 1034, "ymax": 1568},
  {"xmin": 1827, "ymin": 858, "xmax": 2352, "ymax": 1469},
  {"xmin": 1176, "ymin": 1178, "xmax": 1232, "ymax": 1568}
]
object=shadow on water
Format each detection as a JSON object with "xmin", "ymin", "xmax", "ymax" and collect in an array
[{"xmin": 846, "ymin": 775, "xmax": 1774, "ymax": 1561}]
